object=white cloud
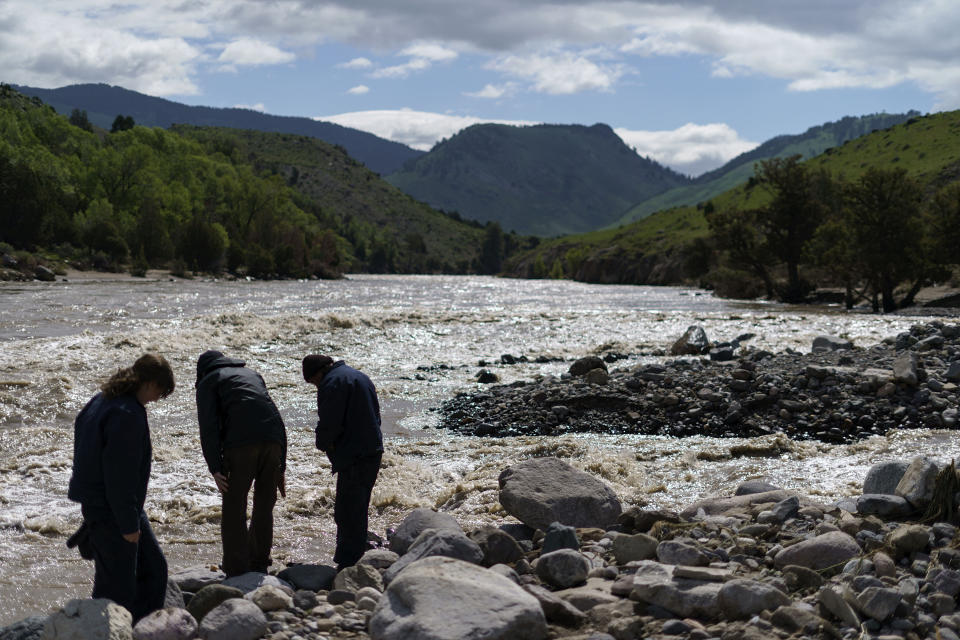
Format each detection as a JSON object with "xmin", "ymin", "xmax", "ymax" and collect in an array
[
  {"xmin": 615, "ymin": 123, "xmax": 758, "ymax": 176},
  {"xmin": 488, "ymin": 50, "xmax": 625, "ymax": 94},
  {"xmin": 464, "ymin": 83, "xmax": 517, "ymax": 99},
  {"xmin": 217, "ymin": 38, "xmax": 295, "ymax": 69},
  {"xmin": 339, "ymin": 57, "xmax": 373, "ymax": 69},
  {"xmin": 370, "ymin": 41, "xmax": 459, "ymax": 79},
  {"xmin": 347, "ymin": 84, "xmax": 370, "ymax": 95},
  {"xmin": 234, "ymin": 102, "xmax": 266, "ymax": 111},
  {"xmin": 316, "ymin": 109, "xmax": 538, "ymax": 151}
]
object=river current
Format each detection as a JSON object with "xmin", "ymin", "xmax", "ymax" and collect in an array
[{"xmin": 0, "ymin": 273, "xmax": 956, "ymax": 624}]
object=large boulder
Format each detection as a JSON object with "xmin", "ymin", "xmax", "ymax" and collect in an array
[
  {"xmin": 498, "ymin": 457, "xmax": 621, "ymax": 530},
  {"xmin": 717, "ymin": 579, "xmax": 790, "ymax": 619},
  {"xmin": 862, "ymin": 461, "xmax": 910, "ymax": 495},
  {"xmin": 773, "ymin": 532, "xmax": 861, "ymax": 571},
  {"xmin": 856, "ymin": 494, "xmax": 913, "ymax": 519},
  {"xmin": 533, "ymin": 550, "xmax": 590, "ymax": 589},
  {"xmin": 389, "ymin": 508, "xmax": 463, "ymax": 555},
  {"xmin": 196, "ymin": 599, "xmax": 266, "ymax": 640},
  {"xmin": 132, "ymin": 608, "xmax": 197, "ymax": 640},
  {"xmin": 334, "ymin": 563, "xmax": 385, "ymax": 593},
  {"xmin": 894, "ymin": 457, "xmax": 939, "ymax": 510},
  {"xmin": 383, "ymin": 529, "xmax": 483, "ymax": 584},
  {"xmin": 671, "ymin": 326, "xmax": 710, "ymax": 356},
  {"xmin": 369, "ymin": 557, "xmax": 547, "ymax": 640},
  {"xmin": 467, "ymin": 526, "xmax": 525, "ymax": 566},
  {"xmin": 41, "ymin": 599, "xmax": 132, "ymax": 640},
  {"xmin": 632, "ymin": 578, "xmax": 722, "ymax": 620}
]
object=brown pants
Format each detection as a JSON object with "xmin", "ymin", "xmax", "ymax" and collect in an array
[{"xmin": 221, "ymin": 441, "xmax": 281, "ymax": 576}]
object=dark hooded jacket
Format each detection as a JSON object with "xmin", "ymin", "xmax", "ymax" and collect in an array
[
  {"xmin": 314, "ymin": 361, "xmax": 383, "ymax": 473},
  {"xmin": 68, "ymin": 393, "xmax": 151, "ymax": 535},
  {"xmin": 195, "ymin": 351, "xmax": 287, "ymax": 475}
]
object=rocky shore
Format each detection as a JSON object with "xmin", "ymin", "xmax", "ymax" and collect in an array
[
  {"xmin": 7, "ymin": 453, "xmax": 960, "ymax": 640},
  {"xmin": 439, "ymin": 321, "xmax": 960, "ymax": 443}
]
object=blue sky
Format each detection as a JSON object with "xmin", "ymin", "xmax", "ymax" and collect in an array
[{"xmin": 1, "ymin": 1, "xmax": 953, "ymax": 176}]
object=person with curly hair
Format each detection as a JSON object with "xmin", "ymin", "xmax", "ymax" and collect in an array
[{"xmin": 67, "ymin": 353, "xmax": 175, "ymax": 621}]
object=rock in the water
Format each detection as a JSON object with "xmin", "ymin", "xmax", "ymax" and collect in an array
[
  {"xmin": 169, "ymin": 567, "xmax": 225, "ymax": 593},
  {"xmin": 196, "ymin": 599, "xmax": 267, "ymax": 640},
  {"xmin": 42, "ymin": 599, "xmax": 132, "ymax": 640},
  {"xmin": 132, "ymin": 608, "xmax": 197, "ymax": 640},
  {"xmin": 541, "ymin": 522, "xmax": 579, "ymax": 554},
  {"xmin": 335, "ymin": 562, "xmax": 385, "ymax": 593},
  {"xmin": 1, "ymin": 616, "xmax": 46, "ymax": 640},
  {"xmin": 369, "ymin": 556, "xmax": 547, "ymax": 640},
  {"xmin": 384, "ymin": 529, "xmax": 483, "ymax": 584},
  {"xmin": 34, "ymin": 266, "xmax": 56, "ymax": 282},
  {"xmin": 612, "ymin": 533, "xmax": 658, "ymax": 564},
  {"xmin": 671, "ymin": 326, "xmax": 710, "ymax": 356},
  {"xmin": 389, "ymin": 508, "xmax": 463, "ymax": 555},
  {"xmin": 186, "ymin": 585, "xmax": 244, "ymax": 624},
  {"xmin": 894, "ymin": 456, "xmax": 939, "ymax": 510},
  {"xmin": 498, "ymin": 457, "xmax": 621, "ymax": 530},
  {"xmin": 812, "ymin": 335, "xmax": 853, "ymax": 352},
  {"xmin": 734, "ymin": 480, "xmax": 782, "ymax": 496},
  {"xmin": 680, "ymin": 490, "xmax": 794, "ymax": 519},
  {"xmin": 773, "ymin": 531, "xmax": 860, "ymax": 571},
  {"xmin": 862, "ymin": 461, "xmax": 909, "ymax": 495},
  {"xmin": 717, "ymin": 579, "xmax": 790, "ymax": 619},
  {"xmin": 534, "ymin": 549, "xmax": 590, "ymax": 589},
  {"xmin": 276, "ymin": 564, "xmax": 336, "ymax": 591},
  {"xmin": 244, "ymin": 585, "xmax": 292, "ymax": 612},
  {"xmin": 569, "ymin": 356, "xmax": 607, "ymax": 377},
  {"xmin": 856, "ymin": 494, "xmax": 913, "ymax": 519},
  {"xmin": 892, "ymin": 352, "xmax": 919, "ymax": 386},
  {"xmin": 886, "ymin": 524, "xmax": 930, "ymax": 559},
  {"xmin": 657, "ymin": 540, "xmax": 709, "ymax": 566},
  {"xmin": 467, "ymin": 526, "xmax": 525, "ymax": 566},
  {"xmin": 220, "ymin": 572, "xmax": 291, "ymax": 594}
]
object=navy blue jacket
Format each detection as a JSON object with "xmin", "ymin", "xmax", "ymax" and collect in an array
[
  {"xmin": 196, "ymin": 351, "xmax": 287, "ymax": 475},
  {"xmin": 315, "ymin": 361, "xmax": 383, "ymax": 473},
  {"xmin": 68, "ymin": 393, "xmax": 151, "ymax": 535}
]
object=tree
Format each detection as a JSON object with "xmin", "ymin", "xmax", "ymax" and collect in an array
[
  {"xmin": 110, "ymin": 115, "xmax": 135, "ymax": 133},
  {"xmin": 69, "ymin": 109, "xmax": 93, "ymax": 132},
  {"xmin": 928, "ymin": 183, "xmax": 960, "ymax": 270},
  {"xmin": 705, "ymin": 205, "xmax": 776, "ymax": 299},
  {"xmin": 479, "ymin": 222, "xmax": 504, "ymax": 274}
]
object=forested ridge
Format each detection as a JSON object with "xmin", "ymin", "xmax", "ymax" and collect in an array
[{"xmin": 0, "ymin": 85, "xmax": 525, "ymax": 279}]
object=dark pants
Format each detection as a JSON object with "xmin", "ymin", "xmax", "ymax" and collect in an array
[
  {"xmin": 334, "ymin": 454, "xmax": 382, "ymax": 568},
  {"xmin": 221, "ymin": 441, "xmax": 281, "ymax": 576},
  {"xmin": 82, "ymin": 507, "xmax": 167, "ymax": 622}
]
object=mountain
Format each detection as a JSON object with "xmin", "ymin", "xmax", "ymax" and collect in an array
[
  {"xmin": 11, "ymin": 83, "xmax": 422, "ymax": 175},
  {"xmin": 504, "ymin": 109, "xmax": 958, "ymax": 286},
  {"xmin": 384, "ymin": 123, "xmax": 691, "ymax": 236},
  {"xmin": 612, "ymin": 111, "xmax": 921, "ymax": 226}
]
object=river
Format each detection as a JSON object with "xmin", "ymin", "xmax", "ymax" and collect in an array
[{"xmin": 0, "ymin": 273, "xmax": 956, "ymax": 624}]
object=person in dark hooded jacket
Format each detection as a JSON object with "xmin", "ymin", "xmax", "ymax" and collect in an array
[
  {"xmin": 302, "ymin": 354, "xmax": 383, "ymax": 570},
  {"xmin": 195, "ymin": 350, "xmax": 287, "ymax": 577},
  {"xmin": 68, "ymin": 353, "xmax": 175, "ymax": 621}
]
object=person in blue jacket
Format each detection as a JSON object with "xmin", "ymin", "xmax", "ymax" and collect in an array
[
  {"xmin": 303, "ymin": 354, "xmax": 383, "ymax": 570},
  {"xmin": 67, "ymin": 353, "xmax": 175, "ymax": 621},
  {"xmin": 196, "ymin": 350, "xmax": 287, "ymax": 577}
]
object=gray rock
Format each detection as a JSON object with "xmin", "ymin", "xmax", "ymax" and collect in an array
[
  {"xmin": 773, "ymin": 531, "xmax": 861, "ymax": 571},
  {"xmin": 327, "ymin": 589, "xmax": 355, "ymax": 605},
  {"xmin": 196, "ymin": 599, "xmax": 266, "ymax": 640},
  {"xmin": 384, "ymin": 528, "xmax": 483, "ymax": 584},
  {"xmin": 169, "ymin": 566, "xmax": 226, "ymax": 593},
  {"xmin": 390, "ymin": 508, "xmax": 463, "ymax": 555},
  {"xmin": 886, "ymin": 524, "xmax": 930, "ymax": 559},
  {"xmin": 709, "ymin": 346, "xmax": 735, "ymax": 362},
  {"xmin": 946, "ymin": 361, "xmax": 960, "ymax": 382},
  {"xmin": 186, "ymin": 585, "xmax": 244, "ymax": 624},
  {"xmin": 1, "ymin": 616, "xmax": 46, "ymax": 640},
  {"xmin": 132, "ymin": 608, "xmax": 197, "ymax": 640},
  {"xmin": 34, "ymin": 266, "xmax": 56, "ymax": 282},
  {"xmin": 534, "ymin": 549, "xmax": 590, "ymax": 589},
  {"xmin": 862, "ymin": 461, "xmax": 910, "ymax": 495},
  {"xmin": 41, "ymin": 599, "xmax": 132, "ymax": 640},
  {"xmin": 554, "ymin": 583, "xmax": 619, "ymax": 611},
  {"xmin": 468, "ymin": 526, "xmax": 525, "ymax": 566},
  {"xmin": 873, "ymin": 552, "xmax": 896, "ymax": 578},
  {"xmin": 611, "ymin": 533, "xmax": 658, "ymax": 564},
  {"xmin": 717, "ymin": 579, "xmax": 791, "ymax": 619},
  {"xmin": 489, "ymin": 564, "xmax": 521, "ymax": 584},
  {"xmin": 769, "ymin": 496, "xmax": 799, "ymax": 521},
  {"xmin": 632, "ymin": 578, "xmax": 722, "ymax": 619},
  {"xmin": 812, "ymin": 335, "xmax": 853, "ymax": 352},
  {"xmin": 671, "ymin": 326, "xmax": 709, "ymax": 356},
  {"xmin": 734, "ymin": 480, "xmax": 782, "ymax": 495},
  {"xmin": 930, "ymin": 568, "xmax": 960, "ymax": 597},
  {"xmin": 244, "ymin": 585, "xmax": 292, "ymax": 612},
  {"xmin": 657, "ymin": 540, "xmax": 709, "ymax": 566},
  {"xmin": 856, "ymin": 494, "xmax": 913, "ymax": 518},
  {"xmin": 521, "ymin": 584, "xmax": 586, "ymax": 627},
  {"xmin": 220, "ymin": 572, "xmax": 291, "ymax": 594},
  {"xmin": 541, "ymin": 522, "xmax": 579, "ymax": 554},
  {"xmin": 892, "ymin": 352, "xmax": 919, "ymax": 386},
  {"xmin": 358, "ymin": 549, "xmax": 401, "ymax": 571},
  {"xmin": 781, "ymin": 565, "xmax": 823, "ymax": 591},
  {"xmin": 369, "ymin": 557, "xmax": 547, "ymax": 640},
  {"xmin": 680, "ymin": 490, "xmax": 795, "ymax": 519},
  {"xmin": 894, "ymin": 456, "xmax": 939, "ymax": 510},
  {"xmin": 852, "ymin": 586, "xmax": 900, "ymax": 622},
  {"xmin": 584, "ymin": 368, "xmax": 609, "ymax": 385},
  {"xmin": 498, "ymin": 457, "xmax": 621, "ymax": 530},
  {"xmin": 276, "ymin": 564, "xmax": 336, "ymax": 591},
  {"xmin": 817, "ymin": 587, "xmax": 859, "ymax": 628},
  {"xmin": 163, "ymin": 581, "xmax": 184, "ymax": 610},
  {"xmin": 334, "ymin": 562, "xmax": 385, "ymax": 593},
  {"xmin": 569, "ymin": 356, "xmax": 608, "ymax": 377},
  {"xmin": 292, "ymin": 590, "xmax": 318, "ymax": 610}
]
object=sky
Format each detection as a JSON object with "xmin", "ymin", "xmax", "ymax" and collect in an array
[{"xmin": 1, "ymin": 1, "xmax": 956, "ymax": 177}]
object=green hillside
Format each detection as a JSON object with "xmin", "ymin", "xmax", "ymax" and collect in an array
[
  {"xmin": 385, "ymin": 123, "xmax": 690, "ymax": 237},
  {"xmin": 613, "ymin": 112, "xmax": 919, "ymax": 226},
  {"xmin": 505, "ymin": 110, "xmax": 960, "ymax": 288}
]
